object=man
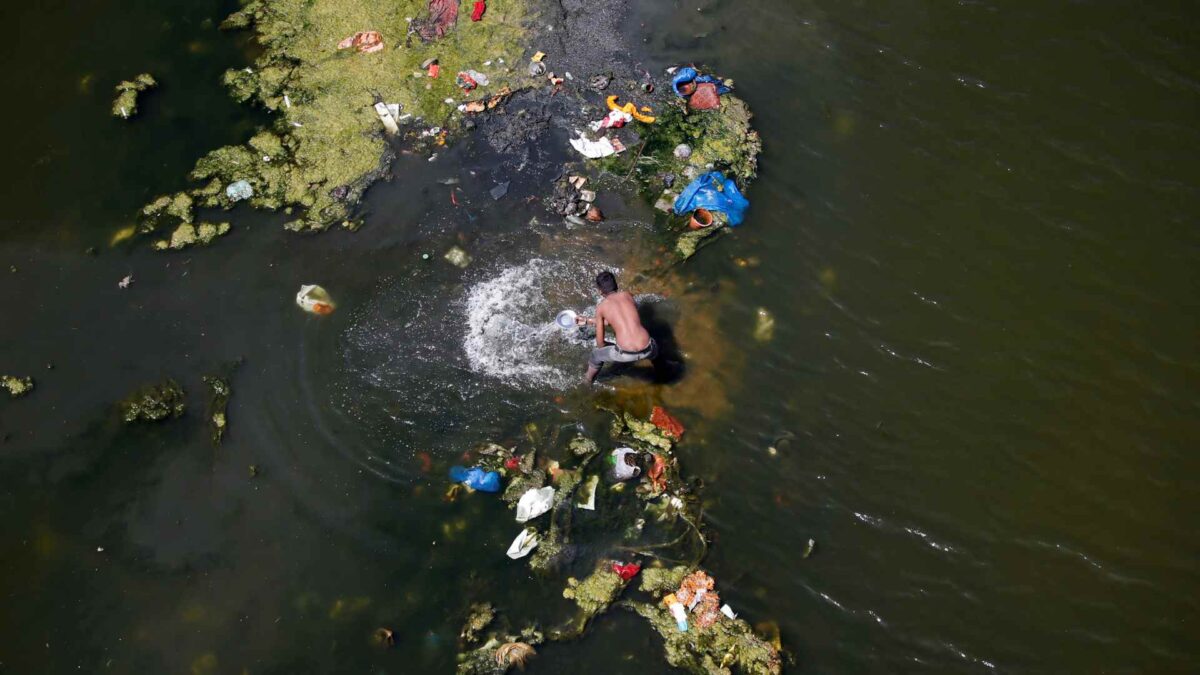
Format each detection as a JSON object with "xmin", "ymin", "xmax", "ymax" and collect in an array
[{"xmin": 579, "ymin": 271, "xmax": 657, "ymax": 384}]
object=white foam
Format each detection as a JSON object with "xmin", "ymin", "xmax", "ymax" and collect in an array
[{"xmin": 463, "ymin": 259, "xmax": 608, "ymax": 389}]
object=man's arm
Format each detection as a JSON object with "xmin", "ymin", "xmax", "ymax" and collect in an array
[{"xmin": 594, "ymin": 307, "xmax": 607, "ymax": 347}]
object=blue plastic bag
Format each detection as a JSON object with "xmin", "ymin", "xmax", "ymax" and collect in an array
[
  {"xmin": 449, "ymin": 465, "xmax": 502, "ymax": 492},
  {"xmin": 671, "ymin": 67, "xmax": 732, "ymax": 98},
  {"xmin": 673, "ymin": 171, "xmax": 751, "ymax": 226}
]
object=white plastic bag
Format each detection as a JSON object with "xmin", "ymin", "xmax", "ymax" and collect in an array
[
  {"xmin": 506, "ymin": 528, "xmax": 539, "ymax": 559},
  {"xmin": 515, "ymin": 486, "xmax": 555, "ymax": 523},
  {"xmin": 296, "ymin": 284, "xmax": 335, "ymax": 315}
]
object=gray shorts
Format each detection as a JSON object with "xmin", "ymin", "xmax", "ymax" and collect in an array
[{"xmin": 589, "ymin": 339, "xmax": 658, "ymax": 368}]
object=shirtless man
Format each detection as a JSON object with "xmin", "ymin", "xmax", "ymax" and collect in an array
[{"xmin": 579, "ymin": 271, "xmax": 658, "ymax": 384}]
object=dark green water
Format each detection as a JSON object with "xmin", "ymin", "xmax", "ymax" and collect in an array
[{"xmin": 2, "ymin": 0, "xmax": 1198, "ymax": 672}]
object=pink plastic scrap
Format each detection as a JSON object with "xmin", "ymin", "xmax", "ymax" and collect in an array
[
  {"xmin": 415, "ymin": 0, "xmax": 459, "ymax": 41},
  {"xmin": 337, "ymin": 31, "xmax": 384, "ymax": 54}
]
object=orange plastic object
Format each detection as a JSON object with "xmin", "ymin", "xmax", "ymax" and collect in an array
[
  {"xmin": 605, "ymin": 95, "xmax": 655, "ymax": 123},
  {"xmin": 650, "ymin": 406, "xmax": 685, "ymax": 439}
]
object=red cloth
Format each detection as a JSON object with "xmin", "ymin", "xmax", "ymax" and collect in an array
[
  {"xmin": 471, "ymin": 1, "xmax": 486, "ymax": 21},
  {"xmin": 504, "ymin": 456, "xmax": 520, "ymax": 470},
  {"xmin": 416, "ymin": 0, "xmax": 459, "ymax": 41},
  {"xmin": 612, "ymin": 562, "xmax": 641, "ymax": 581}
]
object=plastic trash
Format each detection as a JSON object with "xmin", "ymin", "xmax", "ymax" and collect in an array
[
  {"xmin": 296, "ymin": 284, "xmax": 336, "ymax": 315},
  {"xmin": 588, "ymin": 109, "xmax": 632, "ymax": 132},
  {"xmin": 670, "ymin": 67, "xmax": 731, "ymax": 98},
  {"xmin": 374, "ymin": 102, "xmax": 401, "ymax": 134},
  {"xmin": 605, "ymin": 95, "xmax": 655, "ymax": 123},
  {"xmin": 663, "ymin": 593, "xmax": 689, "ymax": 632},
  {"xmin": 570, "ymin": 135, "xmax": 626, "ymax": 159},
  {"xmin": 720, "ymin": 604, "xmax": 737, "ymax": 620},
  {"xmin": 610, "ymin": 447, "xmax": 641, "ymax": 482},
  {"xmin": 515, "ymin": 486, "xmax": 555, "ymax": 522},
  {"xmin": 226, "ymin": 180, "xmax": 253, "ymax": 202},
  {"xmin": 506, "ymin": 528, "xmax": 538, "ymax": 559},
  {"xmin": 673, "ymin": 171, "xmax": 750, "ymax": 226},
  {"xmin": 337, "ymin": 31, "xmax": 384, "ymax": 54},
  {"xmin": 673, "ymin": 143, "xmax": 692, "ymax": 159},
  {"xmin": 612, "ymin": 561, "xmax": 641, "ymax": 581},
  {"xmin": 576, "ymin": 474, "xmax": 599, "ymax": 510},
  {"xmin": 490, "ymin": 181, "xmax": 510, "ymax": 200},
  {"xmin": 471, "ymin": 0, "xmax": 486, "ymax": 21},
  {"xmin": 449, "ymin": 465, "xmax": 502, "ymax": 492}
]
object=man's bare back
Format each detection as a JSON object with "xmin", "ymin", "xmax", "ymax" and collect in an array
[
  {"xmin": 595, "ymin": 291, "xmax": 651, "ymax": 352},
  {"xmin": 582, "ymin": 271, "xmax": 657, "ymax": 384}
]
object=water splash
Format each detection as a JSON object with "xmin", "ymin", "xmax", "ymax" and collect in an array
[{"xmin": 463, "ymin": 258, "xmax": 611, "ymax": 389}]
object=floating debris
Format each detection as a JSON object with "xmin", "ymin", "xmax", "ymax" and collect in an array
[
  {"xmin": 296, "ymin": 284, "xmax": 336, "ymax": 315},
  {"xmin": 754, "ymin": 307, "xmax": 776, "ymax": 342},
  {"xmin": 2, "ymin": 375, "xmax": 33, "ymax": 398},
  {"xmin": 444, "ymin": 246, "xmax": 473, "ymax": 268},
  {"xmin": 111, "ymin": 73, "xmax": 157, "ymax": 119},
  {"xmin": 119, "ymin": 380, "xmax": 185, "ymax": 423}
]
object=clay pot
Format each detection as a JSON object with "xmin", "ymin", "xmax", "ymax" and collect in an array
[
  {"xmin": 688, "ymin": 208, "xmax": 714, "ymax": 230},
  {"xmin": 679, "ymin": 81, "xmax": 698, "ymax": 96},
  {"xmin": 585, "ymin": 205, "xmax": 605, "ymax": 222}
]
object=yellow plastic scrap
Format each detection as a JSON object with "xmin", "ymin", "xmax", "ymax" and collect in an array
[
  {"xmin": 532, "ymin": 51, "xmax": 546, "ymax": 62},
  {"xmin": 606, "ymin": 95, "xmax": 655, "ymax": 123}
]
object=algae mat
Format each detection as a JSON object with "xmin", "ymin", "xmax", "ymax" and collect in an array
[{"xmin": 142, "ymin": 0, "xmax": 535, "ymax": 237}]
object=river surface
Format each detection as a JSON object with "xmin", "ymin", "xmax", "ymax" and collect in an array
[{"xmin": 2, "ymin": 0, "xmax": 1198, "ymax": 672}]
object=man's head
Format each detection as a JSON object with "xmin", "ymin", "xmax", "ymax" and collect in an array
[{"xmin": 596, "ymin": 271, "xmax": 618, "ymax": 295}]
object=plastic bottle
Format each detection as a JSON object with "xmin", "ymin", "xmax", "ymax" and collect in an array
[{"xmin": 663, "ymin": 593, "xmax": 689, "ymax": 632}]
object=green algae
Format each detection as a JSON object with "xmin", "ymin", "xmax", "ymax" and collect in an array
[
  {"xmin": 568, "ymin": 435, "xmax": 597, "ymax": 457},
  {"xmin": 621, "ymin": 595, "xmax": 782, "ymax": 675},
  {"xmin": 456, "ymin": 627, "xmax": 544, "ymax": 675},
  {"xmin": 639, "ymin": 564, "xmax": 691, "ymax": 596},
  {"xmin": 557, "ymin": 561, "xmax": 631, "ymax": 638},
  {"xmin": 140, "ymin": 0, "xmax": 537, "ymax": 237},
  {"xmin": 154, "ymin": 222, "xmax": 232, "ymax": 251},
  {"xmin": 112, "ymin": 73, "xmax": 157, "ymax": 119},
  {"xmin": 120, "ymin": 379, "xmax": 185, "ymax": 423},
  {"xmin": 675, "ymin": 221, "xmax": 728, "ymax": 260},
  {"xmin": 2, "ymin": 375, "xmax": 33, "ymax": 398},
  {"xmin": 641, "ymin": 95, "xmax": 761, "ymax": 184},
  {"xmin": 611, "ymin": 411, "xmax": 675, "ymax": 453},
  {"xmin": 460, "ymin": 602, "xmax": 496, "ymax": 645}
]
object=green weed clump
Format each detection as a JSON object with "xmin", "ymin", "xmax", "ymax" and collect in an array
[{"xmin": 142, "ymin": 0, "xmax": 537, "ymax": 235}]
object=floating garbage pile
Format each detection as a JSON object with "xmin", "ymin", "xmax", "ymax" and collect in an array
[{"xmin": 447, "ymin": 405, "xmax": 783, "ymax": 675}]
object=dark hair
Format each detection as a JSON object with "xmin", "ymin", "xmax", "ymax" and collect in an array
[{"xmin": 596, "ymin": 271, "xmax": 618, "ymax": 294}]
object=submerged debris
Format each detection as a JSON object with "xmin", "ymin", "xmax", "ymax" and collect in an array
[
  {"xmin": 2, "ymin": 375, "xmax": 34, "ymax": 398},
  {"xmin": 373, "ymin": 627, "xmax": 396, "ymax": 647},
  {"xmin": 460, "ymin": 603, "xmax": 496, "ymax": 644},
  {"xmin": 202, "ymin": 372, "xmax": 233, "ymax": 445},
  {"xmin": 494, "ymin": 642, "xmax": 536, "ymax": 670},
  {"xmin": 119, "ymin": 379, "xmax": 185, "ymax": 423},
  {"xmin": 112, "ymin": 73, "xmax": 157, "ymax": 119},
  {"xmin": 456, "ymin": 626, "xmax": 544, "ymax": 675}
]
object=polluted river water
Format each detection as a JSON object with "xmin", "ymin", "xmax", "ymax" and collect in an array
[{"xmin": 2, "ymin": 0, "xmax": 1199, "ymax": 673}]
